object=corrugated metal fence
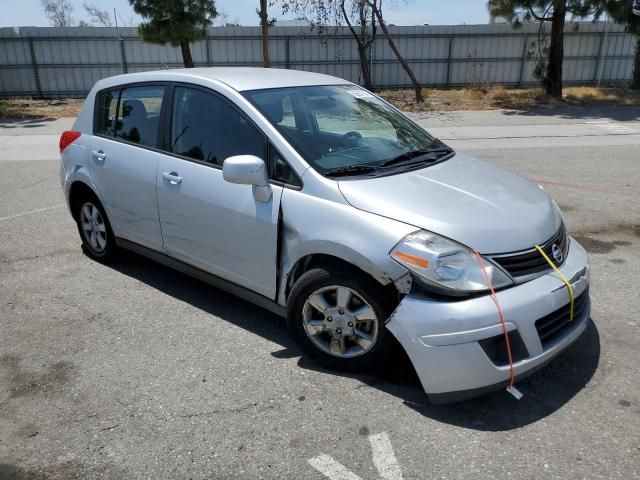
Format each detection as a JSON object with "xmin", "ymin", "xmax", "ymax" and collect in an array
[{"xmin": 0, "ymin": 22, "xmax": 635, "ymax": 97}]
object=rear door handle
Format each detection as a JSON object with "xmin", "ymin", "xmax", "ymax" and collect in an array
[
  {"xmin": 91, "ymin": 150, "xmax": 106, "ymax": 161},
  {"xmin": 162, "ymin": 171, "xmax": 182, "ymax": 184}
]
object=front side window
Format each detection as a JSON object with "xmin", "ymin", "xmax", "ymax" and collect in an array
[
  {"xmin": 95, "ymin": 89, "xmax": 119, "ymax": 136},
  {"xmin": 270, "ymin": 144, "xmax": 301, "ymax": 187},
  {"xmin": 115, "ymin": 86, "xmax": 165, "ymax": 147},
  {"xmin": 171, "ymin": 87, "xmax": 266, "ymax": 166},
  {"xmin": 244, "ymin": 85, "xmax": 451, "ymax": 177}
]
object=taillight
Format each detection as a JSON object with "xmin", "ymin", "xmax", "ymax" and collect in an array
[{"xmin": 59, "ymin": 130, "xmax": 81, "ymax": 153}]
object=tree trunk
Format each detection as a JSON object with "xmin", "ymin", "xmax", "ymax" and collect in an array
[
  {"xmin": 180, "ymin": 41, "xmax": 194, "ymax": 68},
  {"xmin": 371, "ymin": 4, "xmax": 423, "ymax": 102},
  {"xmin": 632, "ymin": 38, "xmax": 640, "ymax": 90},
  {"xmin": 341, "ymin": 0, "xmax": 375, "ymax": 91},
  {"xmin": 357, "ymin": 45, "xmax": 374, "ymax": 91},
  {"xmin": 259, "ymin": 0, "xmax": 270, "ymax": 68},
  {"xmin": 545, "ymin": 1, "xmax": 566, "ymax": 98}
]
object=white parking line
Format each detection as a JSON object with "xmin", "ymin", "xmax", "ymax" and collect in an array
[
  {"xmin": 308, "ymin": 432, "xmax": 404, "ymax": 480},
  {"xmin": 369, "ymin": 433, "xmax": 404, "ymax": 480},
  {"xmin": 595, "ymin": 123, "xmax": 640, "ymax": 134},
  {"xmin": 308, "ymin": 454, "xmax": 363, "ymax": 480},
  {"xmin": 0, "ymin": 204, "xmax": 65, "ymax": 222}
]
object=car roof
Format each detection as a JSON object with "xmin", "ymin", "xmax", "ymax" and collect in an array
[{"xmin": 97, "ymin": 67, "xmax": 353, "ymax": 92}]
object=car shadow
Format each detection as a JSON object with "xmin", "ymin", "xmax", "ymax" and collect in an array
[
  {"xmin": 107, "ymin": 250, "xmax": 600, "ymax": 432},
  {"xmin": 0, "ymin": 116, "xmax": 57, "ymax": 129}
]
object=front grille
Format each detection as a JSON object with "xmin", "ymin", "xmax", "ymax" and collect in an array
[
  {"xmin": 491, "ymin": 223, "xmax": 569, "ymax": 278},
  {"xmin": 535, "ymin": 289, "xmax": 589, "ymax": 349}
]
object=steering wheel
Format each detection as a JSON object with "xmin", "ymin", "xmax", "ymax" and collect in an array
[{"xmin": 341, "ymin": 131, "xmax": 363, "ymax": 145}]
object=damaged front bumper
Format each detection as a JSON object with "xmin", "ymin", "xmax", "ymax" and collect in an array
[{"xmin": 386, "ymin": 237, "xmax": 591, "ymax": 404}]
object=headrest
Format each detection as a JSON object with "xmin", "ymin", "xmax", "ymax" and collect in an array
[
  {"xmin": 261, "ymin": 100, "xmax": 284, "ymax": 124},
  {"xmin": 122, "ymin": 99, "xmax": 147, "ymax": 120}
]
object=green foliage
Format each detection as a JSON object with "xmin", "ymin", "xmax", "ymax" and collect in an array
[
  {"xmin": 602, "ymin": 0, "xmax": 640, "ymax": 34},
  {"xmin": 488, "ymin": 0, "xmax": 604, "ymax": 25},
  {"xmin": 488, "ymin": 0, "xmax": 604, "ymax": 94},
  {"xmin": 601, "ymin": 1, "xmax": 640, "ymax": 89},
  {"xmin": 129, "ymin": 0, "xmax": 218, "ymax": 46}
]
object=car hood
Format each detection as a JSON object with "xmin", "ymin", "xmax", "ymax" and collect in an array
[{"xmin": 337, "ymin": 153, "xmax": 561, "ymax": 254}]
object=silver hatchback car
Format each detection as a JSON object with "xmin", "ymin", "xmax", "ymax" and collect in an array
[{"xmin": 60, "ymin": 68, "xmax": 591, "ymax": 403}]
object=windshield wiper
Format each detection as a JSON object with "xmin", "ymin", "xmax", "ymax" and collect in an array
[
  {"xmin": 324, "ymin": 165, "xmax": 378, "ymax": 178},
  {"xmin": 381, "ymin": 144, "xmax": 453, "ymax": 168}
]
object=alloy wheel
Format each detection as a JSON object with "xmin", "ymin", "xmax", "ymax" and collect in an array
[
  {"xmin": 79, "ymin": 201, "xmax": 107, "ymax": 253},
  {"xmin": 302, "ymin": 285, "xmax": 379, "ymax": 358}
]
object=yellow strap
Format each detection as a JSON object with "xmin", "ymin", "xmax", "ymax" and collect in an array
[{"xmin": 535, "ymin": 245, "xmax": 574, "ymax": 322}]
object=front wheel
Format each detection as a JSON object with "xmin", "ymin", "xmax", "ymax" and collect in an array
[{"xmin": 286, "ymin": 267, "xmax": 395, "ymax": 372}]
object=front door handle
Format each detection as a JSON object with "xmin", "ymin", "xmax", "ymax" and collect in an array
[
  {"xmin": 162, "ymin": 171, "xmax": 182, "ymax": 184},
  {"xmin": 91, "ymin": 150, "xmax": 106, "ymax": 161}
]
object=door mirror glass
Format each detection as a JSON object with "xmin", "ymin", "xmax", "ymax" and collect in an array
[{"xmin": 223, "ymin": 155, "xmax": 269, "ymax": 187}]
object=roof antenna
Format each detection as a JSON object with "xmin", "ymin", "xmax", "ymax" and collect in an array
[{"xmin": 159, "ymin": 61, "xmax": 169, "ymax": 70}]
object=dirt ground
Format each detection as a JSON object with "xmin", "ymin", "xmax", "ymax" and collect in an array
[
  {"xmin": 2, "ymin": 86, "xmax": 639, "ymax": 120},
  {"xmin": 379, "ymin": 86, "xmax": 640, "ymax": 112}
]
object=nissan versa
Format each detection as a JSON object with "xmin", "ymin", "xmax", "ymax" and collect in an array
[{"xmin": 59, "ymin": 68, "xmax": 591, "ymax": 403}]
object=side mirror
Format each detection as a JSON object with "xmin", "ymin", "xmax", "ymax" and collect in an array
[{"xmin": 222, "ymin": 155, "xmax": 272, "ymax": 202}]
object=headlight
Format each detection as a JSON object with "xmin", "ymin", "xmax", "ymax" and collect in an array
[{"xmin": 390, "ymin": 230, "xmax": 513, "ymax": 294}]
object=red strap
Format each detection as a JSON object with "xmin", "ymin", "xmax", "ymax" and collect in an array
[{"xmin": 472, "ymin": 249, "xmax": 515, "ymax": 388}]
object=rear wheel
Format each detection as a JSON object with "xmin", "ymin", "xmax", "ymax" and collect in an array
[
  {"xmin": 74, "ymin": 195, "xmax": 117, "ymax": 262},
  {"xmin": 287, "ymin": 266, "xmax": 395, "ymax": 372}
]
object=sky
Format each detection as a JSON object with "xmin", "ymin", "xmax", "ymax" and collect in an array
[{"xmin": 0, "ymin": 0, "xmax": 490, "ymax": 28}]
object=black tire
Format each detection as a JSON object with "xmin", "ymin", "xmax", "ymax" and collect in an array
[
  {"xmin": 74, "ymin": 193, "xmax": 118, "ymax": 262},
  {"xmin": 286, "ymin": 266, "xmax": 396, "ymax": 372}
]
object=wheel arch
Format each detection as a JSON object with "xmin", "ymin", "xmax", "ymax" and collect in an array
[
  {"xmin": 281, "ymin": 251, "xmax": 399, "ymax": 306},
  {"xmin": 68, "ymin": 181, "xmax": 100, "ymax": 222}
]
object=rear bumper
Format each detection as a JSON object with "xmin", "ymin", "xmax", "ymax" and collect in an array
[{"xmin": 386, "ymin": 237, "xmax": 590, "ymax": 402}]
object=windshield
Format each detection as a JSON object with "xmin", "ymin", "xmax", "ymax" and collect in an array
[{"xmin": 243, "ymin": 85, "xmax": 451, "ymax": 177}]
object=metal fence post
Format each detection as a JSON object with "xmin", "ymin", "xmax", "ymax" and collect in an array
[
  {"xmin": 593, "ymin": 31, "xmax": 606, "ymax": 84},
  {"xmin": 119, "ymin": 38, "xmax": 128, "ymax": 73},
  {"xmin": 206, "ymin": 35, "xmax": 212, "ymax": 66},
  {"xmin": 370, "ymin": 37, "xmax": 375, "ymax": 85},
  {"xmin": 27, "ymin": 38, "xmax": 43, "ymax": 99},
  {"xmin": 518, "ymin": 33, "xmax": 528, "ymax": 86},
  {"xmin": 445, "ymin": 34, "xmax": 454, "ymax": 87},
  {"xmin": 285, "ymin": 36, "xmax": 290, "ymax": 69}
]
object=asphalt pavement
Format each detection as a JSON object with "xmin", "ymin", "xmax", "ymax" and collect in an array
[{"xmin": 1, "ymin": 106, "xmax": 639, "ymax": 479}]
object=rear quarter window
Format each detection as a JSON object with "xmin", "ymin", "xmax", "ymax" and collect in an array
[{"xmin": 95, "ymin": 89, "xmax": 119, "ymax": 136}]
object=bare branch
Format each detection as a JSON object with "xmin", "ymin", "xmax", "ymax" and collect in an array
[
  {"xmin": 40, "ymin": 0, "xmax": 75, "ymax": 27},
  {"xmin": 83, "ymin": 2, "xmax": 114, "ymax": 27}
]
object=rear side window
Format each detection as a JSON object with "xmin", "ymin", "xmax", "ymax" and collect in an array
[
  {"xmin": 170, "ymin": 87, "xmax": 266, "ymax": 166},
  {"xmin": 115, "ymin": 86, "xmax": 165, "ymax": 147},
  {"xmin": 95, "ymin": 89, "xmax": 119, "ymax": 136}
]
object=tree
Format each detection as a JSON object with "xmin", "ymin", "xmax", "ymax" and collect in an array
[
  {"xmin": 129, "ymin": 0, "xmax": 218, "ymax": 68},
  {"xmin": 279, "ymin": 0, "xmax": 424, "ymax": 100},
  {"xmin": 489, "ymin": 1, "xmax": 602, "ymax": 98},
  {"xmin": 601, "ymin": 0, "xmax": 640, "ymax": 89},
  {"xmin": 83, "ymin": 3, "xmax": 114, "ymax": 27},
  {"xmin": 365, "ymin": 0, "xmax": 423, "ymax": 102},
  {"xmin": 342, "ymin": 0, "xmax": 377, "ymax": 91},
  {"xmin": 41, "ymin": 0, "xmax": 75, "ymax": 27},
  {"xmin": 258, "ymin": 0, "xmax": 272, "ymax": 67},
  {"xmin": 280, "ymin": 0, "xmax": 378, "ymax": 90}
]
